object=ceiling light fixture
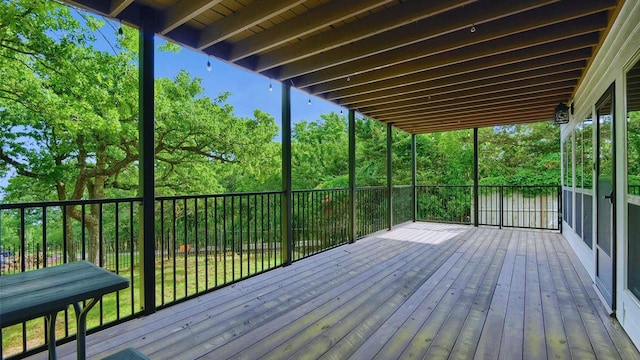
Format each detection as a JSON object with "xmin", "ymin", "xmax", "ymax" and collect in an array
[
  {"xmin": 206, "ymin": 57, "xmax": 212, "ymax": 72},
  {"xmin": 470, "ymin": 24, "xmax": 476, "ymax": 33}
]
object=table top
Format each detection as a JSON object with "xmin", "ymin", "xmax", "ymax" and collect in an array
[{"xmin": 0, "ymin": 261, "xmax": 129, "ymax": 327}]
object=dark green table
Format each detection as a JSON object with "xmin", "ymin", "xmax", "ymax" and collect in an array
[{"xmin": 0, "ymin": 261, "xmax": 129, "ymax": 360}]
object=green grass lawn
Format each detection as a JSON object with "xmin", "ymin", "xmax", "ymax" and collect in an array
[{"xmin": 1, "ymin": 250, "xmax": 284, "ymax": 358}]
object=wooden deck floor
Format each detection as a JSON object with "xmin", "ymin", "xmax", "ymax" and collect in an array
[{"xmin": 33, "ymin": 223, "xmax": 640, "ymax": 360}]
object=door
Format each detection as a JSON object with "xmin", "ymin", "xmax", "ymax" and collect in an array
[{"xmin": 595, "ymin": 85, "xmax": 615, "ymax": 310}]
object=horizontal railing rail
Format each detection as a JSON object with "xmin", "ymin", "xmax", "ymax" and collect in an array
[{"xmin": 0, "ymin": 183, "xmax": 559, "ymax": 359}]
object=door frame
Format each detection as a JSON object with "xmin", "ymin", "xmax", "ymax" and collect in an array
[{"xmin": 594, "ymin": 83, "xmax": 617, "ymax": 312}]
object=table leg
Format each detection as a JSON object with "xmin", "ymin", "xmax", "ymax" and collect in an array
[
  {"xmin": 45, "ymin": 312, "xmax": 57, "ymax": 360},
  {"xmin": 72, "ymin": 299, "xmax": 98, "ymax": 360}
]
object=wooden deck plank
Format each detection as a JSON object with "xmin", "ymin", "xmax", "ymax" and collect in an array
[
  {"xmin": 536, "ymin": 232, "xmax": 574, "ymax": 360},
  {"xmin": 367, "ymin": 228, "xmax": 494, "ymax": 360},
  {"xmin": 395, "ymin": 229, "xmax": 503, "ymax": 359},
  {"xmin": 433, "ymin": 229, "xmax": 511, "ymax": 359},
  {"xmin": 473, "ymin": 230, "xmax": 518, "ymax": 360},
  {"xmin": 253, "ymin": 229, "xmax": 473, "ymax": 360},
  {"xmin": 26, "ymin": 224, "xmax": 639, "ymax": 360},
  {"xmin": 145, "ymin": 241, "xmax": 430, "ymax": 359},
  {"xmin": 550, "ymin": 234, "xmax": 623, "ymax": 360},
  {"xmin": 498, "ymin": 231, "xmax": 526, "ymax": 360},
  {"xmin": 523, "ymin": 231, "xmax": 547, "ymax": 359},
  {"xmin": 208, "ymin": 242, "xmax": 440, "ymax": 360},
  {"xmin": 63, "ymin": 238, "xmax": 409, "ymax": 359},
  {"xmin": 556, "ymin": 235, "xmax": 640, "ymax": 360}
]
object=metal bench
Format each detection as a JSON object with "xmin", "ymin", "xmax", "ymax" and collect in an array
[{"xmin": 0, "ymin": 261, "xmax": 129, "ymax": 360}]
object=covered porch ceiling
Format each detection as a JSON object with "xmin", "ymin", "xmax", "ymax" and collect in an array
[{"xmin": 61, "ymin": 0, "xmax": 622, "ymax": 134}]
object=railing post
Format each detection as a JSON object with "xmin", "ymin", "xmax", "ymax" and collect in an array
[
  {"xmin": 281, "ymin": 84, "xmax": 293, "ymax": 265},
  {"xmin": 139, "ymin": 5, "xmax": 156, "ymax": 315},
  {"xmin": 558, "ymin": 185, "xmax": 563, "ymax": 233},
  {"xmin": 473, "ymin": 128, "xmax": 479, "ymax": 227},
  {"xmin": 387, "ymin": 123, "xmax": 393, "ymax": 230},
  {"xmin": 500, "ymin": 185, "xmax": 504, "ymax": 229},
  {"xmin": 348, "ymin": 109, "xmax": 356, "ymax": 243},
  {"xmin": 411, "ymin": 134, "xmax": 417, "ymax": 222}
]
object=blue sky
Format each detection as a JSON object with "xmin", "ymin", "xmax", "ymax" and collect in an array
[
  {"xmin": 0, "ymin": 10, "xmax": 345, "ymax": 198},
  {"xmin": 155, "ymin": 39, "xmax": 344, "ymax": 133}
]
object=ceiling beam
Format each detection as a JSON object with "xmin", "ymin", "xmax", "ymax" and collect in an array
[
  {"xmin": 341, "ymin": 61, "xmax": 585, "ymax": 109},
  {"xmin": 367, "ymin": 89, "xmax": 572, "ymax": 121},
  {"xmin": 362, "ymin": 71, "xmax": 581, "ymax": 115},
  {"xmin": 385, "ymin": 105, "xmax": 552, "ymax": 126},
  {"xmin": 109, "ymin": 0, "xmax": 133, "ymax": 16},
  {"xmin": 279, "ymin": 0, "xmax": 585, "ymax": 80},
  {"xmin": 160, "ymin": 0, "xmax": 224, "ymax": 35},
  {"xmin": 228, "ymin": 0, "xmax": 394, "ymax": 62},
  {"xmin": 292, "ymin": 13, "xmax": 607, "ymax": 88},
  {"xmin": 361, "ymin": 82, "xmax": 576, "ymax": 119},
  {"xmin": 326, "ymin": 49, "xmax": 590, "ymax": 103},
  {"xmin": 365, "ymin": 93, "xmax": 573, "ymax": 122},
  {"xmin": 312, "ymin": 36, "xmax": 596, "ymax": 96},
  {"xmin": 386, "ymin": 97, "xmax": 565, "ymax": 123},
  {"xmin": 197, "ymin": 0, "xmax": 306, "ymax": 50},
  {"xmin": 254, "ymin": 0, "xmax": 475, "ymax": 72},
  {"xmin": 397, "ymin": 116, "xmax": 550, "ymax": 134}
]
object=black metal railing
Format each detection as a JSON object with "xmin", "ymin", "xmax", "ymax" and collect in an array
[
  {"xmin": 355, "ymin": 186, "xmax": 389, "ymax": 238},
  {"xmin": 415, "ymin": 185, "xmax": 560, "ymax": 230},
  {"xmin": 416, "ymin": 185, "xmax": 473, "ymax": 224},
  {"xmin": 292, "ymin": 189, "xmax": 350, "ymax": 260},
  {"xmin": 0, "ymin": 183, "xmax": 560, "ymax": 359},
  {"xmin": 392, "ymin": 185, "xmax": 413, "ymax": 225},
  {"xmin": 154, "ymin": 191, "xmax": 283, "ymax": 308},
  {"xmin": 630, "ymin": 184, "xmax": 640, "ymax": 196},
  {"xmin": 478, "ymin": 185, "xmax": 560, "ymax": 230}
]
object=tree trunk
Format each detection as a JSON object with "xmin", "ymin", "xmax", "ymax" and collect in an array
[{"xmin": 63, "ymin": 209, "xmax": 77, "ymax": 262}]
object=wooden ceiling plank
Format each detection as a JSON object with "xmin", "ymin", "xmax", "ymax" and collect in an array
[
  {"xmin": 320, "ymin": 34, "xmax": 598, "ymax": 100},
  {"xmin": 279, "ymin": 0, "xmax": 612, "ymax": 80},
  {"xmin": 197, "ymin": 0, "xmax": 307, "ymax": 50},
  {"xmin": 310, "ymin": 34, "xmax": 597, "ymax": 96},
  {"xmin": 361, "ymin": 71, "xmax": 581, "ymax": 114},
  {"xmin": 228, "ymin": 0, "xmax": 394, "ymax": 62},
  {"xmin": 386, "ymin": 106, "xmax": 551, "ymax": 126},
  {"xmin": 278, "ymin": 0, "xmax": 560, "ymax": 79},
  {"xmin": 109, "ymin": 0, "xmax": 133, "ymax": 17},
  {"xmin": 160, "ymin": 0, "xmax": 224, "ymax": 35},
  {"xmin": 368, "ymin": 90, "xmax": 572, "ymax": 121},
  {"xmin": 398, "ymin": 116, "xmax": 549, "ymax": 134},
  {"xmin": 293, "ymin": 13, "xmax": 607, "ymax": 88},
  {"xmin": 362, "ymin": 82, "xmax": 575, "ymax": 118},
  {"xmin": 384, "ymin": 98, "xmax": 564, "ymax": 123},
  {"xmin": 397, "ymin": 110, "xmax": 550, "ymax": 126},
  {"xmin": 254, "ymin": 0, "xmax": 475, "ymax": 72},
  {"xmin": 366, "ymin": 90, "xmax": 572, "ymax": 120},
  {"xmin": 343, "ymin": 61, "xmax": 585, "ymax": 109},
  {"xmin": 328, "ymin": 50, "xmax": 590, "ymax": 103}
]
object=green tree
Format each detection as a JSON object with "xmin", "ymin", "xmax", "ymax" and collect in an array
[{"xmin": 0, "ymin": 1, "xmax": 277, "ymax": 262}]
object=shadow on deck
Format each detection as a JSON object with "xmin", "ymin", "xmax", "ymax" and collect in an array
[{"xmin": 32, "ymin": 223, "xmax": 640, "ymax": 359}]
